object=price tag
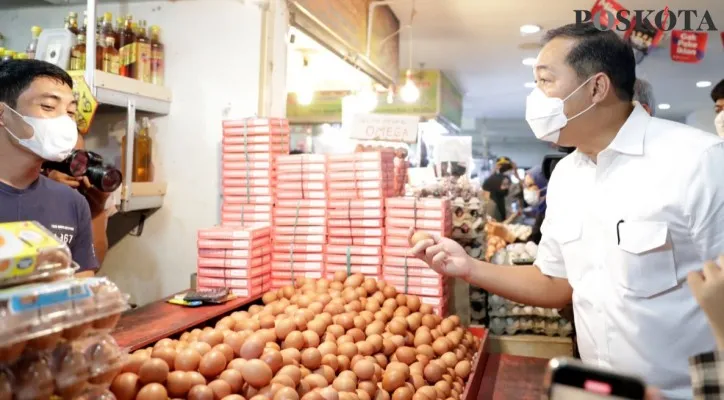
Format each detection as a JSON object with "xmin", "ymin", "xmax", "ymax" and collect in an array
[{"xmin": 66, "ymin": 70, "xmax": 98, "ymax": 135}]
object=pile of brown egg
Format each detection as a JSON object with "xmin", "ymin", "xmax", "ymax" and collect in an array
[{"xmin": 110, "ymin": 272, "xmax": 480, "ymax": 400}]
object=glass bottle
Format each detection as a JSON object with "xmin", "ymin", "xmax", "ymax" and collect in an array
[
  {"xmin": 94, "ymin": 33, "xmax": 103, "ymax": 69},
  {"xmin": 102, "ymin": 36, "xmax": 120, "ymax": 74},
  {"xmin": 118, "ymin": 16, "xmax": 136, "ymax": 77},
  {"xmin": 68, "ymin": 12, "xmax": 79, "ymax": 35},
  {"xmin": 150, "ymin": 25, "xmax": 164, "ymax": 86},
  {"xmin": 69, "ymin": 34, "xmax": 86, "ymax": 70},
  {"xmin": 133, "ymin": 20, "xmax": 151, "ymax": 83},
  {"xmin": 26, "ymin": 26, "xmax": 42, "ymax": 59},
  {"xmin": 79, "ymin": 10, "xmax": 88, "ymax": 37},
  {"xmin": 2, "ymin": 51, "xmax": 17, "ymax": 62},
  {"xmin": 121, "ymin": 117, "xmax": 153, "ymax": 182},
  {"xmin": 100, "ymin": 12, "xmax": 114, "ymax": 46},
  {"xmin": 113, "ymin": 17, "xmax": 123, "ymax": 50}
]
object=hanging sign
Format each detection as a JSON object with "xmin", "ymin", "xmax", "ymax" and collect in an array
[
  {"xmin": 66, "ymin": 70, "xmax": 98, "ymax": 135},
  {"xmin": 349, "ymin": 113, "xmax": 419, "ymax": 143},
  {"xmin": 670, "ymin": 30, "xmax": 708, "ymax": 63},
  {"xmin": 590, "ymin": 0, "xmax": 626, "ymax": 29}
]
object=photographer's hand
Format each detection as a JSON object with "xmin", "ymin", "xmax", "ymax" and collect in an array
[
  {"xmin": 79, "ymin": 177, "xmax": 111, "ymax": 217},
  {"xmin": 47, "ymin": 170, "xmax": 83, "ymax": 188}
]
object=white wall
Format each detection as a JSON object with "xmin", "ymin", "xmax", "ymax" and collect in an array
[
  {"xmin": 0, "ymin": 0, "xmax": 288, "ymax": 306},
  {"xmin": 686, "ymin": 107, "xmax": 717, "ymax": 134}
]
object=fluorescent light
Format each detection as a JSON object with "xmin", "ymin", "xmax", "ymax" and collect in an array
[
  {"xmin": 696, "ymin": 81, "xmax": 712, "ymax": 88},
  {"xmin": 522, "ymin": 57, "xmax": 537, "ymax": 67},
  {"xmin": 524, "ymin": 82, "xmax": 536, "ymax": 89},
  {"xmin": 657, "ymin": 103, "xmax": 671, "ymax": 110},
  {"xmin": 520, "ymin": 24, "xmax": 541, "ymax": 34}
]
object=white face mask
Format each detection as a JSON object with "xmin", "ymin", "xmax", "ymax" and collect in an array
[
  {"xmin": 3, "ymin": 106, "xmax": 78, "ymax": 161},
  {"xmin": 525, "ymin": 76, "xmax": 597, "ymax": 143},
  {"xmin": 524, "ymin": 188, "xmax": 540, "ymax": 206},
  {"xmin": 715, "ymin": 111, "xmax": 724, "ymax": 138}
]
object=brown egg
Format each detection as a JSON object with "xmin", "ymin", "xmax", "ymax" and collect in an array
[
  {"xmin": 302, "ymin": 330, "xmax": 321, "ymax": 348},
  {"xmin": 136, "ymin": 383, "xmax": 168, "ymax": 400},
  {"xmin": 200, "ymin": 330, "xmax": 225, "ymax": 347},
  {"xmin": 219, "ymin": 369, "xmax": 244, "ymax": 392},
  {"xmin": 191, "ymin": 341, "xmax": 213, "ymax": 356},
  {"xmin": 121, "ymin": 353, "xmax": 149, "ymax": 374},
  {"xmin": 188, "ymin": 385, "xmax": 215, "ymax": 400},
  {"xmin": 240, "ymin": 335, "xmax": 265, "ymax": 359},
  {"xmin": 338, "ymin": 342, "xmax": 357, "ymax": 359},
  {"xmin": 261, "ymin": 349, "xmax": 284, "ymax": 373},
  {"xmin": 301, "ymin": 348, "xmax": 322, "ymax": 369},
  {"xmin": 208, "ymin": 379, "xmax": 232, "ymax": 399},
  {"xmin": 387, "ymin": 318, "xmax": 408, "ymax": 336},
  {"xmin": 392, "ymin": 386, "xmax": 413, "ymax": 400},
  {"xmin": 382, "ymin": 370, "xmax": 407, "ymax": 393},
  {"xmin": 337, "ymin": 355, "xmax": 351, "ymax": 371},
  {"xmin": 434, "ymin": 380, "xmax": 451, "ymax": 397},
  {"xmin": 413, "ymin": 330, "xmax": 432, "ymax": 348},
  {"xmin": 409, "ymin": 231, "xmax": 433, "ymax": 246},
  {"xmin": 432, "ymin": 338, "xmax": 449, "ymax": 356},
  {"xmin": 167, "ymin": 371, "xmax": 193, "ymax": 397},
  {"xmin": 223, "ymin": 332, "xmax": 245, "ymax": 357},
  {"xmin": 274, "ymin": 386, "xmax": 300, "ymax": 400},
  {"xmin": 283, "ymin": 331, "xmax": 305, "ymax": 350},
  {"xmin": 440, "ymin": 352, "xmax": 457, "ymax": 369},
  {"xmin": 223, "ymin": 395, "xmax": 246, "ymax": 400},
  {"xmin": 188, "ymin": 371, "xmax": 208, "ymax": 386},
  {"xmin": 303, "ymin": 374, "xmax": 328, "ymax": 389},
  {"xmin": 454, "ymin": 360, "xmax": 471, "ymax": 379},
  {"xmin": 280, "ymin": 348, "xmax": 302, "ymax": 365},
  {"xmin": 151, "ymin": 346, "xmax": 177, "ymax": 368},
  {"xmin": 110, "ymin": 372, "xmax": 140, "ymax": 400},
  {"xmin": 213, "ymin": 344, "xmax": 235, "ymax": 363},
  {"xmin": 352, "ymin": 359, "xmax": 375, "ymax": 381},
  {"xmin": 241, "ymin": 359, "xmax": 273, "ymax": 388},
  {"xmin": 357, "ymin": 341, "xmax": 375, "ymax": 357},
  {"xmin": 423, "ymin": 362, "xmax": 444, "ymax": 384},
  {"xmin": 332, "ymin": 376, "xmax": 357, "ymax": 392},
  {"xmin": 138, "ymin": 358, "xmax": 169, "ymax": 384},
  {"xmin": 318, "ymin": 342, "xmax": 337, "ymax": 357},
  {"xmin": 199, "ymin": 350, "xmax": 227, "ymax": 378},
  {"xmin": 395, "ymin": 347, "xmax": 417, "ymax": 365},
  {"xmin": 277, "ymin": 365, "xmax": 302, "ymax": 385},
  {"xmin": 416, "ymin": 386, "xmax": 437, "ymax": 400}
]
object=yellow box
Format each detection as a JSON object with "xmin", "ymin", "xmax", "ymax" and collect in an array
[{"xmin": 0, "ymin": 221, "xmax": 68, "ymax": 279}]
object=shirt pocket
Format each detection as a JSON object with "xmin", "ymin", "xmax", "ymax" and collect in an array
[
  {"xmin": 616, "ymin": 221, "xmax": 677, "ymax": 298},
  {"xmin": 553, "ymin": 221, "xmax": 584, "ymax": 281}
]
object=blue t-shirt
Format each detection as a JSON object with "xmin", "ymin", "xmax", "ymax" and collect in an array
[{"xmin": 0, "ymin": 175, "xmax": 98, "ymax": 272}]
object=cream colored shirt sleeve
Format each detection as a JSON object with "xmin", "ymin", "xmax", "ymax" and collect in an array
[{"xmin": 685, "ymin": 142, "xmax": 724, "ymax": 259}]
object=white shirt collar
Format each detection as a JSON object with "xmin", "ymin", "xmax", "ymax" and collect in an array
[{"xmin": 571, "ymin": 104, "xmax": 650, "ymax": 165}]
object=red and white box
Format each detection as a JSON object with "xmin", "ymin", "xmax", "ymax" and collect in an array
[
  {"xmin": 196, "ymin": 224, "xmax": 273, "ymax": 297},
  {"xmin": 221, "ymin": 118, "xmax": 289, "ymax": 227}
]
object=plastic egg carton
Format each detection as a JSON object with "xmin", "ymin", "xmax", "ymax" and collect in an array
[
  {"xmin": 488, "ymin": 317, "xmax": 573, "ymax": 337},
  {"xmin": 0, "ymin": 277, "xmax": 129, "ymax": 365},
  {"xmin": 0, "ymin": 333, "xmax": 127, "ymax": 400},
  {"xmin": 488, "ymin": 294, "xmax": 561, "ymax": 318},
  {"xmin": 470, "ymin": 287, "xmax": 487, "ymax": 324}
]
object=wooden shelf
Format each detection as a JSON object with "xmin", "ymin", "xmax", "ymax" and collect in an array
[
  {"xmin": 488, "ymin": 334, "xmax": 573, "ymax": 359},
  {"xmin": 92, "ymin": 70, "xmax": 171, "ymax": 114},
  {"xmin": 119, "ymin": 182, "xmax": 167, "ymax": 212}
]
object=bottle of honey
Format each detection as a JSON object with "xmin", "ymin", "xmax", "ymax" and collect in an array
[
  {"xmin": 121, "ymin": 117, "xmax": 154, "ymax": 182},
  {"xmin": 118, "ymin": 16, "xmax": 136, "ymax": 77},
  {"xmin": 113, "ymin": 17, "xmax": 123, "ymax": 50},
  {"xmin": 68, "ymin": 12, "xmax": 79, "ymax": 35},
  {"xmin": 149, "ymin": 25, "xmax": 164, "ymax": 86},
  {"xmin": 100, "ymin": 12, "xmax": 114, "ymax": 46},
  {"xmin": 79, "ymin": 10, "xmax": 88, "ymax": 38},
  {"xmin": 69, "ymin": 34, "xmax": 86, "ymax": 70},
  {"xmin": 133, "ymin": 20, "xmax": 151, "ymax": 83},
  {"xmin": 102, "ymin": 36, "xmax": 120, "ymax": 74}
]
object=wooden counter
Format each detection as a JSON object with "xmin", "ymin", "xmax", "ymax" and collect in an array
[
  {"xmin": 478, "ymin": 354, "xmax": 549, "ymax": 400},
  {"xmin": 112, "ymin": 293, "xmax": 262, "ymax": 351}
]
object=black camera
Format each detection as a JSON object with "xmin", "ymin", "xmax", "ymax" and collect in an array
[{"xmin": 44, "ymin": 150, "xmax": 123, "ymax": 193}]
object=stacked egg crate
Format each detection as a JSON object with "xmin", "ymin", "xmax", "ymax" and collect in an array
[
  {"xmin": 382, "ymin": 197, "xmax": 452, "ymax": 316},
  {"xmin": 323, "ymin": 151, "xmax": 399, "ymax": 281},
  {"xmin": 270, "ymin": 154, "xmax": 328, "ymax": 289}
]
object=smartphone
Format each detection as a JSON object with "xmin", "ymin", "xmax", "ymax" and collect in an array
[{"xmin": 544, "ymin": 357, "xmax": 646, "ymax": 400}]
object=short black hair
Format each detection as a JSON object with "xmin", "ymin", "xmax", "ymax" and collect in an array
[
  {"xmin": 712, "ymin": 79, "xmax": 724, "ymax": 103},
  {"xmin": 0, "ymin": 59, "xmax": 73, "ymax": 108},
  {"xmin": 544, "ymin": 23, "xmax": 636, "ymax": 102}
]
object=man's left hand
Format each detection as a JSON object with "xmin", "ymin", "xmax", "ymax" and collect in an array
[{"xmin": 688, "ymin": 256, "xmax": 724, "ymax": 350}]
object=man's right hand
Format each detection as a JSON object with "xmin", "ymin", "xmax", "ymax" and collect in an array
[
  {"xmin": 47, "ymin": 170, "xmax": 83, "ymax": 189},
  {"xmin": 408, "ymin": 228, "xmax": 473, "ymax": 279},
  {"xmin": 688, "ymin": 256, "xmax": 724, "ymax": 350}
]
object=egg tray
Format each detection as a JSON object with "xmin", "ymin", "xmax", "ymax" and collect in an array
[
  {"xmin": 0, "ymin": 333, "xmax": 127, "ymax": 400},
  {"xmin": 0, "ymin": 277, "xmax": 129, "ymax": 362},
  {"xmin": 488, "ymin": 317, "xmax": 573, "ymax": 337}
]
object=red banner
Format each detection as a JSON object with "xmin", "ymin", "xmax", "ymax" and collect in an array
[
  {"xmin": 670, "ymin": 31, "xmax": 708, "ymax": 63},
  {"xmin": 624, "ymin": 20, "xmax": 664, "ymax": 53},
  {"xmin": 590, "ymin": 0, "xmax": 625, "ymax": 29}
]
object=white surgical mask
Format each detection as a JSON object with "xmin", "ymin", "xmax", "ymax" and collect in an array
[
  {"xmin": 525, "ymin": 76, "xmax": 596, "ymax": 143},
  {"xmin": 3, "ymin": 106, "xmax": 78, "ymax": 161},
  {"xmin": 715, "ymin": 111, "xmax": 724, "ymax": 138},
  {"xmin": 524, "ymin": 188, "xmax": 540, "ymax": 206}
]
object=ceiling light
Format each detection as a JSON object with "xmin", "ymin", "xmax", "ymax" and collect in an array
[
  {"xmin": 522, "ymin": 57, "xmax": 537, "ymax": 67},
  {"xmin": 696, "ymin": 81, "xmax": 712, "ymax": 88},
  {"xmin": 357, "ymin": 86, "xmax": 378, "ymax": 113},
  {"xmin": 524, "ymin": 82, "xmax": 536, "ymax": 89},
  {"xmin": 400, "ymin": 70, "xmax": 420, "ymax": 103},
  {"xmin": 520, "ymin": 24, "xmax": 541, "ymax": 34},
  {"xmin": 657, "ymin": 103, "xmax": 671, "ymax": 110}
]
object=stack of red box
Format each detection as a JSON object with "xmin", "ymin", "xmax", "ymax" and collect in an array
[
  {"xmin": 324, "ymin": 151, "xmax": 398, "ymax": 280},
  {"xmin": 196, "ymin": 224, "xmax": 272, "ymax": 297},
  {"xmin": 383, "ymin": 197, "xmax": 452, "ymax": 316},
  {"xmin": 220, "ymin": 118, "xmax": 289, "ymax": 227},
  {"xmin": 271, "ymin": 154, "xmax": 328, "ymax": 288},
  {"xmin": 393, "ymin": 156, "xmax": 408, "ymax": 196}
]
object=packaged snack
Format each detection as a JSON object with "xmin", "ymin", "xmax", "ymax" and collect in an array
[
  {"xmin": 0, "ymin": 278, "xmax": 128, "ymax": 363},
  {"xmin": 0, "ymin": 221, "xmax": 74, "ymax": 288}
]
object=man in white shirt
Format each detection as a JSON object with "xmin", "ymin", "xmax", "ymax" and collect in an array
[{"xmin": 410, "ymin": 23, "xmax": 724, "ymax": 398}]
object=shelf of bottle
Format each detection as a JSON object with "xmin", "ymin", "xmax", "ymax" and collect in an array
[
  {"xmin": 119, "ymin": 181, "xmax": 167, "ymax": 212},
  {"xmin": 92, "ymin": 70, "xmax": 171, "ymax": 114}
]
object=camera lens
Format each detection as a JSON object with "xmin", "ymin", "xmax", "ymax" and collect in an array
[
  {"xmin": 86, "ymin": 165, "xmax": 122, "ymax": 193},
  {"xmin": 67, "ymin": 150, "xmax": 89, "ymax": 177}
]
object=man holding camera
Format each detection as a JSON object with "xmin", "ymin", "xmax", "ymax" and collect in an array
[{"xmin": 0, "ymin": 59, "xmax": 98, "ymax": 275}]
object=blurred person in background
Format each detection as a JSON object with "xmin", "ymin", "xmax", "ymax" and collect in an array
[
  {"xmin": 523, "ymin": 166, "xmax": 548, "ymax": 244},
  {"xmin": 482, "ymin": 173, "xmax": 511, "ymax": 223},
  {"xmin": 713, "ymin": 79, "xmax": 724, "ymax": 137},
  {"xmin": 633, "ymin": 78, "xmax": 655, "ymax": 116}
]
